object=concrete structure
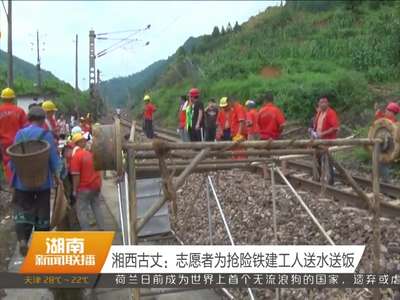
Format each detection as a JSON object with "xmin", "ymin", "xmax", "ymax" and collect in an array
[{"xmin": 16, "ymin": 94, "xmax": 44, "ymax": 113}]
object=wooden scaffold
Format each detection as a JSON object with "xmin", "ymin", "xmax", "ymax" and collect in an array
[{"xmin": 90, "ymin": 118, "xmax": 395, "ymax": 300}]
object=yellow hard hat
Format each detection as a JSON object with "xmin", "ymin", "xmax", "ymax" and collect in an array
[
  {"xmin": 71, "ymin": 132, "xmax": 85, "ymax": 144},
  {"xmin": 219, "ymin": 97, "xmax": 229, "ymax": 108},
  {"xmin": 1, "ymin": 87, "xmax": 15, "ymax": 100},
  {"xmin": 143, "ymin": 95, "xmax": 151, "ymax": 101},
  {"xmin": 42, "ymin": 100, "xmax": 58, "ymax": 112}
]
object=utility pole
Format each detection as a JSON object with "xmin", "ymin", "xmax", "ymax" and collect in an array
[
  {"xmin": 75, "ymin": 34, "xmax": 78, "ymax": 90},
  {"xmin": 96, "ymin": 69, "xmax": 101, "ymax": 119},
  {"xmin": 89, "ymin": 30, "xmax": 96, "ymax": 119},
  {"xmin": 36, "ymin": 30, "xmax": 42, "ymax": 92},
  {"xmin": 89, "ymin": 30, "xmax": 96, "ymax": 98},
  {"xmin": 7, "ymin": 0, "xmax": 13, "ymax": 87}
]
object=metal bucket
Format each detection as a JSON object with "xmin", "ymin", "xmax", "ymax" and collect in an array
[{"xmin": 6, "ymin": 140, "xmax": 50, "ymax": 188}]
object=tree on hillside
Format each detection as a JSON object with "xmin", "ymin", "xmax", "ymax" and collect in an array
[
  {"xmin": 226, "ymin": 22, "xmax": 233, "ymax": 32},
  {"xmin": 212, "ymin": 26, "xmax": 220, "ymax": 37},
  {"xmin": 176, "ymin": 46, "xmax": 186, "ymax": 59},
  {"xmin": 233, "ymin": 21, "xmax": 240, "ymax": 32},
  {"xmin": 221, "ymin": 26, "xmax": 226, "ymax": 35}
]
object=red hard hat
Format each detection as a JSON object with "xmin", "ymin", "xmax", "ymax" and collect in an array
[
  {"xmin": 188, "ymin": 88, "xmax": 200, "ymax": 98},
  {"xmin": 386, "ymin": 102, "xmax": 400, "ymax": 114}
]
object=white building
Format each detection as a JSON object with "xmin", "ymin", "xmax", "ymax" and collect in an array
[{"xmin": 16, "ymin": 94, "xmax": 49, "ymax": 113}]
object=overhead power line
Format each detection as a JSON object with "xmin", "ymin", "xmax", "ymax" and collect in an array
[
  {"xmin": 96, "ymin": 24, "xmax": 151, "ymax": 58},
  {"xmin": 96, "ymin": 24, "xmax": 151, "ymax": 36},
  {"xmin": 96, "ymin": 37, "xmax": 141, "ymax": 41}
]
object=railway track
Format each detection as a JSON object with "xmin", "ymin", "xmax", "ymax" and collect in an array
[{"xmin": 122, "ymin": 119, "xmax": 400, "ymax": 218}]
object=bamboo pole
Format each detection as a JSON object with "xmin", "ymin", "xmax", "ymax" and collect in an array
[
  {"xmin": 135, "ymin": 148, "xmax": 317, "ymax": 159},
  {"xmin": 174, "ymin": 149, "xmax": 210, "ymax": 187},
  {"xmin": 136, "ymin": 149, "xmax": 210, "ymax": 232},
  {"xmin": 276, "ymin": 167, "xmax": 335, "ymax": 245},
  {"xmin": 372, "ymin": 142, "xmax": 381, "ymax": 300},
  {"xmin": 126, "ymin": 122, "xmax": 140, "ymax": 300},
  {"xmin": 157, "ymin": 149, "xmax": 177, "ymax": 219},
  {"xmin": 328, "ymin": 154, "xmax": 374, "ymax": 209},
  {"xmin": 312, "ymin": 152, "xmax": 320, "ymax": 181},
  {"xmin": 136, "ymin": 157, "xmax": 275, "ymax": 166},
  {"xmin": 128, "ymin": 138, "xmax": 380, "ymax": 151},
  {"xmin": 135, "ymin": 145, "xmax": 353, "ymax": 160}
]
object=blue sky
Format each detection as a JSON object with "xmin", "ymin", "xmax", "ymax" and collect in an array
[{"xmin": 0, "ymin": 1, "xmax": 278, "ymax": 89}]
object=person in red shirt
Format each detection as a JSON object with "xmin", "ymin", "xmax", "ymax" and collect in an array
[
  {"xmin": 70, "ymin": 133, "xmax": 105, "ymax": 230},
  {"xmin": 80, "ymin": 114, "xmax": 92, "ymax": 134},
  {"xmin": 312, "ymin": 97, "xmax": 339, "ymax": 140},
  {"xmin": 375, "ymin": 102, "xmax": 399, "ymax": 123},
  {"xmin": 257, "ymin": 92, "xmax": 286, "ymax": 140},
  {"xmin": 178, "ymin": 95, "xmax": 189, "ymax": 141},
  {"xmin": 216, "ymin": 96, "xmax": 246, "ymax": 141},
  {"xmin": 373, "ymin": 101, "xmax": 399, "ymax": 182},
  {"xmin": 245, "ymin": 99, "xmax": 259, "ymax": 140},
  {"xmin": 143, "ymin": 94, "xmax": 156, "ymax": 139},
  {"xmin": 0, "ymin": 88, "xmax": 27, "ymax": 183},
  {"xmin": 312, "ymin": 96, "xmax": 340, "ymax": 185}
]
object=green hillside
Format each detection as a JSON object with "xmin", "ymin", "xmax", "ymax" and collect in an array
[
  {"xmin": 98, "ymin": 32, "xmax": 208, "ymax": 109},
  {"xmin": 102, "ymin": 0, "xmax": 400, "ymax": 128},
  {"xmin": 0, "ymin": 50, "xmax": 56, "ymax": 82},
  {"xmin": 0, "ymin": 50, "xmax": 90, "ymax": 114},
  {"xmin": 99, "ymin": 59, "xmax": 168, "ymax": 109}
]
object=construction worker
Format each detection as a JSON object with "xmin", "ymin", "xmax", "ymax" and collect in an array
[
  {"xmin": 245, "ymin": 99, "xmax": 259, "ymax": 140},
  {"xmin": 216, "ymin": 96, "xmax": 246, "ymax": 141},
  {"xmin": 80, "ymin": 113, "xmax": 92, "ymax": 134},
  {"xmin": 373, "ymin": 101, "xmax": 400, "ymax": 182},
  {"xmin": 312, "ymin": 96, "xmax": 340, "ymax": 140},
  {"xmin": 257, "ymin": 91, "xmax": 286, "ymax": 140},
  {"xmin": 143, "ymin": 94, "xmax": 156, "ymax": 139},
  {"xmin": 70, "ymin": 132, "xmax": 105, "ymax": 230},
  {"xmin": 42, "ymin": 100, "xmax": 60, "ymax": 141},
  {"xmin": 187, "ymin": 88, "xmax": 204, "ymax": 141},
  {"xmin": 311, "ymin": 95, "xmax": 340, "ymax": 185},
  {"xmin": 178, "ymin": 95, "xmax": 189, "ymax": 142},
  {"xmin": 204, "ymin": 98, "xmax": 218, "ymax": 141},
  {"xmin": 57, "ymin": 114, "xmax": 69, "ymax": 140},
  {"xmin": 10, "ymin": 106, "xmax": 61, "ymax": 256},
  {"xmin": 0, "ymin": 88, "xmax": 27, "ymax": 184},
  {"xmin": 375, "ymin": 101, "xmax": 400, "ymax": 122}
]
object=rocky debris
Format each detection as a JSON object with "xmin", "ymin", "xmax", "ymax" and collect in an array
[{"xmin": 172, "ymin": 170, "xmax": 400, "ymax": 299}]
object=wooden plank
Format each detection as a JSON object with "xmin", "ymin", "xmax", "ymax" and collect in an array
[{"xmin": 372, "ymin": 142, "xmax": 381, "ymax": 300}]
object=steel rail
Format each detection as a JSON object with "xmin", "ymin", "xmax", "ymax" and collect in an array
[
  {"xmin": 208, "ymin": 176, "xmax": 256, "ymax": 300},
  {"xmin": 287, "ymin": 160, "xmax": 400, "ymax": 199}
]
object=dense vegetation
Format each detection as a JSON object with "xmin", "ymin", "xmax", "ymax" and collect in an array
[
  {"xmin": 0, "ymin": 50, "xmax": 90, "ymax": 115},
  {"xmin": 101, "ymin": 0, "xmax": 400, "ymax": 129}
]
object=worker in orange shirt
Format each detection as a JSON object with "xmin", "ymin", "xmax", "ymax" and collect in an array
[
  {"xmin": 375, "ymin": 102, "xmax": 400, "ymax": 122},
  {"xmin": 0, "ymin": 88, "xmax": 27, "ymax": 184},
  {"xmin": 70, "ymin": 133, "xmax": 105, "ymax": 230},
  {"xmin": 373, "ymin": 101, "xmax": 400, "ymax": 182},
  {"xmin": 245, "ymin": 99, "xmax": 259, "ymax": 140},
  {"xmin": 143, "ymin": 94, "xmax": 156, "ymax": 139},
  {"xmin": 257, "ymin": 92, "xmax": 286, "ymax": 140},
  {"xmin": 216, "ymin": 96, "xmax": 246, "ymax": 141},
  {"xmin": 177, "ymin": 95, "xmax": 189, "ymax": 141},
  {"xmin": 311, "ymin": 96, "xmax": 340, "ymax": 185}
]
